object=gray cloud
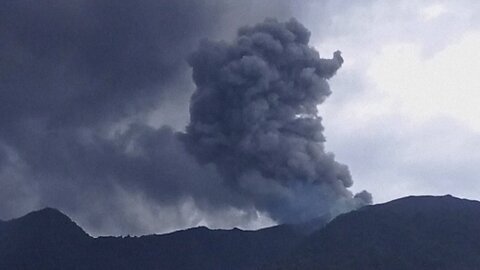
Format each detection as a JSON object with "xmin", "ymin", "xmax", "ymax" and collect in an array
[
  {"xmin": 0, "ymin": 0, "xmax": 371, "ymax": 235},
  {"xmin": 0, "ymin": 0, "xmax": 224, "ymax": 128},
  {"xmin": 183, "ymin": 18, "xmax": 370, "ymax": 224},
  {"xmin": 0, "ymin": 0, "xmax": 225, "ymax": 233}
]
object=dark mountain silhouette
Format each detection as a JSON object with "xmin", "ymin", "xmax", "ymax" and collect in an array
[
  {"xmin": 0, "ymin": 208, "xmax": 92, "ymax": 269},
  {"xmin": 270, "ymin": 195, "xmax": 480, "ymax": 270},
  {"xmin": 2, "ymin": 195, "xmax": 480, "ymax": 270},
  {"xmin": 0, "ymin": 208, "xmax": 309, "ymax": 270}
]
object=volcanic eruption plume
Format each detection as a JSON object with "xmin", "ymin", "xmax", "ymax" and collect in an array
[
  {"xmin": 0, "ymin": 6, "xmax": 371, "ymax": 233},
  {"xmin": 183, "ymin": 18, "xmax": 371, "ymax": 223}
]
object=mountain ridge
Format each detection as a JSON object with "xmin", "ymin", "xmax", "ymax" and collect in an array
[
  {"xmin": 270, "ymin": 194, "xmax": 480, "ymax": 270},
  {"xmin": 2, "ymin": 195, "xmax": 480, "ymax": 270},
  {"xmin": 0, "ymin": 206, "xmax": 308, "ymax": 270}
]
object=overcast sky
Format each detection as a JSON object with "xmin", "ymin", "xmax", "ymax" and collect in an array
[
  {"xmin": 1, "ymin": 0, "xmax": 479, "ymax": 236},
  {"xmin": 303, "ymin": 0, "xmax": 480, "ymax": 203}
]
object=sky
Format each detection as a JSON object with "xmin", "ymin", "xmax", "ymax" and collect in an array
[
  {"xmin": 1, "ymin": 0, "xmax": 480, "ymax": 236},
  {"xmin": 305, "ymin": 0, "xmax": 480, "ymax": 203}
]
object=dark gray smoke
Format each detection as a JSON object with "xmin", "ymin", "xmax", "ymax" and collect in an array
[
  {"xmin": 0, "ymin": 0, "xmax": 228, "ymax": 235},
  {"xmin": 0, "ymin": 0, "xmax": 298, "ymax": 235},
  {"xmin": 0, "ymin": 0, "xmax": 221, "ymax": 127},
  {"xmin": 0, "ymin": 0, "xmax": 370, "ymax": 235},
  {"xmin": 184, "ymin": 18, "xmax": 371, "ymax": 223}
]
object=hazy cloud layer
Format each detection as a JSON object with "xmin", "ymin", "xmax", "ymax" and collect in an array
[
  {"xmin": 0, "ymin": 0, "xmax": 229, "ymax": 234},
  {"xmin": 0, "ymin": 0, "xmax": 226, "ymax": 127}
]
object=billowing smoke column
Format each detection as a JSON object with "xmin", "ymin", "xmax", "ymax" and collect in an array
[{"xmin": 183, "ymin": 18, "xmax": 372, "ymax": 223}]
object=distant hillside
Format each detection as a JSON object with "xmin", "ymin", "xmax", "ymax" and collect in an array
[
  {"xmin": 0, "ymin": 208, "xmax": 93, "ymax": 270},
  {"xmin": 3, "ymin": 195, "xmax": 480, "ymax": 270},
  {"xmin": 270, "ymin": 195, "xmax": 480, "ymax": 270},
  {"xmin": 0, "ymin": 208, "xmax": 308, "ymax": 270}
]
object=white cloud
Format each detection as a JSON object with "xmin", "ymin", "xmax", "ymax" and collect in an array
[
  {"xmin": 310, "ymin": 1, "xmax": 480, "ymax": 204},
  {"xmin": 368, "ymin": 31, "xmax": 480, "ymax": 132},
  {"xmin": 421, "ymin": 3, "xmax": 447, "ymax": 21}
]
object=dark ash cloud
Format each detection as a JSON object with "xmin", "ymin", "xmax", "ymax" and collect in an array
[
  {"xmin": 0, "ymin": 0, "xmax": 220, "ymax": 127},
  {"xmin": 184, "ymin": 18, "xmax": 371, "ymax": 223},
  {"xmin": 0, "ymin": 1, "xmax": 369, "ymax": 235},
  {"xmin": 0, "ymin": 0, "xmax": 228, "ymax": 234}
]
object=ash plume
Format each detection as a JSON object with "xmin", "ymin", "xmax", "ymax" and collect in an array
[
  {"xmin": 184, "ymin": 18, "xmax": 371, "ymax": 223},
  {"xmin": 0, "ymin": 0, "xmax": 370, "ymax": 235}
]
